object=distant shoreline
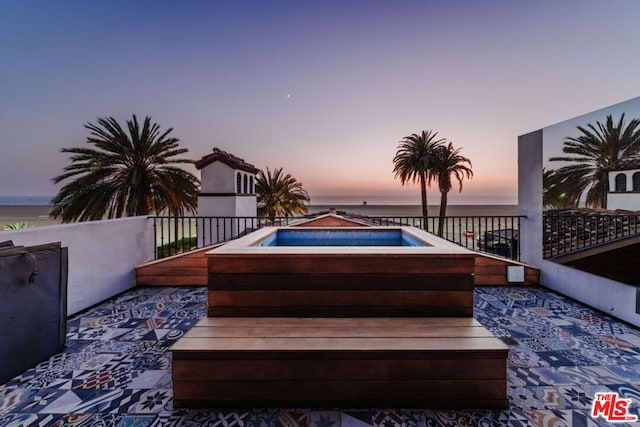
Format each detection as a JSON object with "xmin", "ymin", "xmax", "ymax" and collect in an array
[
  {"xmin": 0, "ymin": 204, "xmax": 55, "ymax": 227},
  {"xmin": 308, "ymin": 204, "xmax": 518, "ymax": 217},
  {"xmin": 0, "ymin": 203, "xmax": 519, "ymax": 229}
]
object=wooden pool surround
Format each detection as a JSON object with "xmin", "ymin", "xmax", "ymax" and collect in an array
[{"xmin": 171, "ymin": 226, "xmax": 509, "ymax": 408}]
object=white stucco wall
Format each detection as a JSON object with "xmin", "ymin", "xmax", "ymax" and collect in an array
[
  {"xmin": 608, "ymin": 169, "xmax": 640, "ymax": 210},
  {"xmin": 518, "ymin": 129, "xmax": 543, "ymax": 267},
  {"xmin": 235, "ymin": 195, "xmax": 257, "ymax": 217},
  {"xmin": 608, "ymin": 193, "xmax": 640, "ymax": 211},
  {"xmin": 197, "ymin": 196, "xmax": 238, "ymax": 217},
  {"xmin": 198, "ymin": 159, "xmax": 258, "ymax": 220},
  {"xmin": 200, "ymin": 162, "xmax": 236, "ymax": 193},
  {"xmin": 519, "ymin": 130, "xmax": 640, "ymax": 327},
  {"xmin": 0, "ymin": 217, "xmax": 154, "ymax": 316},
  {"xmin": 198, "ymin": 195, "xmax": 257, "ymax": 218}
]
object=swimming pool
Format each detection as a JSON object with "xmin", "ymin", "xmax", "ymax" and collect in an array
[
  {"xmin": 253, "ymin": 228, "xmax": 427, "ymax": 247},
  {"xmin": 205, "ymin": 225, "xmax": 475, "ymax": 317}
]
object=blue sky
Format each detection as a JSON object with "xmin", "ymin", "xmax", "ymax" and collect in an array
[{"xmin": 2, "ymin": 0, "xmax": 640, "ymax": 203}]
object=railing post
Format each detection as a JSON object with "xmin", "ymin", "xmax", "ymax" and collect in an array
[
  {"xmin": 160, "ymin": 218, "xmax": 164, "ymax": 258},
  {"xmin": 153, "ymin": 217, "xmax": 158, "ymax": 260}
]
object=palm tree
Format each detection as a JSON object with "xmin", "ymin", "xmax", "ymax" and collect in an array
[
  {"xmin": 51, "ymin": 115, "xmax": 199, "ymax": 222},
  {"xmin": 256, "ymin": 167, "xmax": 310, "ymax": 219},
  {"xmin": 393, "ymin": 130, "xmax": 446, "ymax": 223},
  {"xmin": 548, "ymin": 113, "xmax": 640, "ymax": 209},
  {"xmin": 3, "ymin": 222, "xmax": 29, "ymax": 230},
  {"xmin": 430, "ymin": 142, "xmax": 473, "ymax": 236},
  {"xmin": 543, "ymin": 168, "xmax": 581, "ymax": 210}
]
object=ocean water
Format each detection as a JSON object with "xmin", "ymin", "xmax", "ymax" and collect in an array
[
  {"xmin": 0, "ymin": 196, "xmax": 52, "ymax": 205},
  {"xmin": 0, "ymin": 194, "xmax": 517, "ymax": 208},
  {"xmin": 308, "ymin": 204, "xmax": 518, "ymax": 217},
  {"xmin": 0, "ymin": 196, "xmax": 519, "ymax": 230},
  {"xmin": 310, "ymin": 194, "xmax": 517, "ymax": 206},
  {"xmin": 309, "ymin": 194, "xmax": 518, "ymax": 216}
]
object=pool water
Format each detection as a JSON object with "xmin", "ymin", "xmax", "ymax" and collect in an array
[{"xmin": 254, "ymin": 229, "xmax": 427, "ymax": 247}]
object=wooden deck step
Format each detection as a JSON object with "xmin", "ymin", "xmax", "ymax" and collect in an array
[
  {"xmin": 474, "ymin": 254, "xmax": 540, "ymax": 286},
  {"xmin": 208, "ymin": 253, "xmax": 476, "ymax": 317},
  {"xmin": 135, "ymin": 245, "xmax": 220, "ymax": 286},
  {"xmin": 171, "ymin": 317, "xmax": 508, "ymax": 409}
]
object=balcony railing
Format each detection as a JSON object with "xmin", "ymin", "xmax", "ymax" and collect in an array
[
  {"xmin": 543, "ymin": 211, "xmax": 640, "ymax": 258},
  {"xmin": 152, "ymin": 216, "xmax": 295, "ymax": 259},
  {"xmin": 152, "ymin": 215, "xmax": 524, "ymax": 261}
]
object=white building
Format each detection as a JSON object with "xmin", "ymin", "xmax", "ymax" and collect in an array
[
  {"xmin": 607, "ymin": 155, "xmax": 640, "ymax": 211},
  {"xmin": 195, "ymin": 148, "xmax": 259, "ymax": 244}
]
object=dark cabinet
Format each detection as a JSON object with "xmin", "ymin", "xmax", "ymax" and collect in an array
[{"xmin": 0, "ymin": 241, "xmax": 68, "ymax": 384}]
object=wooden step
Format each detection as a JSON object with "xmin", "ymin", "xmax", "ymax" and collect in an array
[
  {"xmin": 171, "ymin": 317, "xmax": 509, "ymax": 409},
  {"xmin": 474, "ymin": 254, "xmax": 540, "ymax": 286},
  {"xmin": 208, "ymin": 253, "xmax": 476, "ymax": 317},
  {"xmin": 135, "ymin": 245, "xmax": 219, "ymax": 286}
]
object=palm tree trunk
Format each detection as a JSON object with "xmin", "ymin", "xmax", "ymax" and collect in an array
[
  {"xmin": 601, "ymin": 169, "xmax": 608, "ymax": 209},
  {"xmin": 437, "ymin": 190, "xmax": 448, "ymax": 237},
  {"xmin": 420, "ymin": 173, "xmax": 428, "ymax": 230}
]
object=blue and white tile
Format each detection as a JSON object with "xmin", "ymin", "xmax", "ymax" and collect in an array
[
  {"xmin": 559, "ymin": 385, "xmax": 594, "ymax": 409},
  {"xmin": 2, "ymin": 285, "xmax": 640, "ymax": 425},
  {"xmin": 521, "ymin": 409, "xmax": 570, "ymax": 426},
  {"xmin": 581, "ymin": 348, "xmax": 640, "ymax": 365},
  {"xmin": 509, "ymin": 367, "xmax": 550, "ymax": 387},
  {"xmin": 0, "ymin": 413, "xmax": 61, "ymax": 427},
  {"xmin": 309, "ymin": 411, "xmax": 341, "ymax": 427},
  {"xmin": 556, "ymin": 365, "xmax": 627, "ymax": 385},
  {"xmin": 604, "ymin": 364, "xmax": 640, "ymax": 383},
  {"xmin": 128, "ymin": 389, "xmax": 172, "ymax": 413},
  {"xmin": 371, "ymin": 410, "xmax": 404, "ymax": 427}
]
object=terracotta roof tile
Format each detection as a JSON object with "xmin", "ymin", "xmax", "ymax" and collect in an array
[
  {"xmin": 195, "ymin": 147, "xmax": 259, "ymax": 173},
  {"xmin": 609, "ymin": 155, "xmax": 640, "ymax": 171}
]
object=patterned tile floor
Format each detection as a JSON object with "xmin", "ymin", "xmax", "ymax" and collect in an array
[{"xmin": 1, "ymin": 286, "xmax": 640, "ymax": 426}]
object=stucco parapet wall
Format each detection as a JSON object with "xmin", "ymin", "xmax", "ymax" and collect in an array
[
  {"xmin": 208, "ymin": 226, "xmax": 473, "ymax": 256},
  {"xmin": 0, "ymin": 216, "xmax": 154, "ymax": 315}
]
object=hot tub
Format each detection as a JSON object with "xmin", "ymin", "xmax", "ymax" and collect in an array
[
  {"xmin": 253, "ymin": 228, "xmax": 428, "ymax": 247},
  {"xmin": 206, "ymin": 226, "xmax": 476, "ymax": 317}
]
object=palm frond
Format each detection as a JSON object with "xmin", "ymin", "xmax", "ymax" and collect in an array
[
  {"xmin": 392, "ymin": 130, "xmax": 446, "ymax": 219},
  {"xmin": 51, "ymin": 115, "xmax": 200, "ymax": 222},
  {"xmin": 547, "ymin": 113, "xmax": 640, "ymax": 209},
  {"xmin": 256, "ymin": 167, "xmax": 310, "ymax": 218}
]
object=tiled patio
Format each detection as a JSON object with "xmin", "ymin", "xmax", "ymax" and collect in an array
[{"xmin": 1, "ymin": 285, "xmax": 639, "ymax": 426}]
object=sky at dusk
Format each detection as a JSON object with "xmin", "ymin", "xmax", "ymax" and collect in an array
[{"xmin": 3, "ymin": 0, "xmax": 640, "ymax": 205}]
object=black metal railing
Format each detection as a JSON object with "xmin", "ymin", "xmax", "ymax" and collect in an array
[
  {"xmin": 152, "ymin": 216, "xmax": 295, "ymax": 259},
  {"xmin": 347, "ymin": 215, "xmax": 523, "ymax": 260},
  {"xmin": 152, "ymin": 215, "xmax": 524, "ymax": 260},
  {"xmin": 543, "ymin": 211, "xmax": 640, "ymax": 258}
]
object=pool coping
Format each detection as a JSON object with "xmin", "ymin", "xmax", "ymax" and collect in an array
[{"xmin": 207, "ymin": 226, "xmax": 474, "ymax": 255}]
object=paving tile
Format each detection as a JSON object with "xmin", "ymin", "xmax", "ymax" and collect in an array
[
  {"xmin": 371, "ymin": 410, "xmax": 404, "ymax": 427},
  {"xmin": 0, "ymin": 413, "xmax": 62, "ymax": 427},
  {"xmin": 604, "ymin": 364, "xmax": 640, "ymax": 383},
  {"xmin": 1, "ymin": 285, "xmax": 640, "ymax": 426},
  {"xmin": 277, "ymin": 410, "xmax": 312, "ymax": 427},
  {"xmin": 310, "ymin": 411, "xmax": 341, "ymax": 427},
  {"xmin": 412, "ymin": 409, "xmax": 507, "ymax": 427},
  {"xmin": 521, "ymin": 409, "xmax": 570, "ymax": 426}
]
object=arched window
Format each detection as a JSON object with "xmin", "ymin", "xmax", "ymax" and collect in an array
[
  {"xmin": 615, "ymin": 173, "xmax": 627, "ymax": 192},
  {"xmin": 236, "ymin": 172, "xmax": 242, "ymax": 193},
  {"xmin": 633, "ymin": 172, "xmax": 640, "ymax": 192},
  {"xmin": 250, "ymin": 176, "xmax": 254, "ymax": 194},
  {"xmin": 243, "ymin": 174, "xmax": 248, "ymax": 194}
]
